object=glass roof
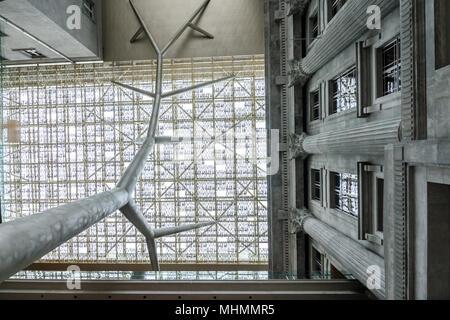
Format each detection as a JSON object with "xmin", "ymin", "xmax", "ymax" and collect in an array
[{"xmin": 0, "ymin": 55, "xmax": 268, "ymax": 266}]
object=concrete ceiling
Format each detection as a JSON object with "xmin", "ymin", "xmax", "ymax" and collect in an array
[
  {"xmin": 102, "ymin": 0, "xmax": 264, "ymax": 61},
  {"xmin": 0, "ymin": 0, "xmax": 102, "ymax": 64}
]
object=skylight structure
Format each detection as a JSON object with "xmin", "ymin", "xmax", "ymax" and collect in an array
[{"xmin": 1, "ymin": 55, "xmax": 267, "ymax": 266}]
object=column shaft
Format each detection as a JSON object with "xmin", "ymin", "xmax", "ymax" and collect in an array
[
  {"xmin": 303, "ymin": 216, "xmax": 386, "ymax": 299},
  {"xmin": 303, "ymin": 119, "xmax": 401, "ymax": 155},
  {"xmin": 302, "ymin": 0, "xmax": 399, "ymax": 74}
]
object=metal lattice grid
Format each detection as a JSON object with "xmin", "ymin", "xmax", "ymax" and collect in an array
[
  {"xmin": 11, "ymin": 270, "xmax": 270, "ymax": 281},
  {"xmin": 1, "ymin": 55, "xmax": 268, "ymax": 265}
]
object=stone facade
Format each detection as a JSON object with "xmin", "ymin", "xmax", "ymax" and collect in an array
[{"xmin": 265, "ymin": 0, "xmax": 450, "ymax": 299}]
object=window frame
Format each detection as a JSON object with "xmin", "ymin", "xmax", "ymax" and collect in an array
[
  {"xmin": 377, "ymin": 36, "xmax": 402, "ymax": 97},
  {"xmin": 329, "ymin": 66, "xmax": 357, "ymax": 115},
  {"xmin": 311, "ymin": 168, "xmax": 322, "ymax": 202},
  {"xmin": 329, "ymin": 170, "xmax": 359, "ymax": 217},
  {"xmin": 374, "ymin": 176, "xmax": 385, "ymax": 236},
  {"xmin": 310, "ymin": 244, "xmax": 325, "ymax": 279},
  {"xmin": 357, "ymin": 162, "xmax": 384, "ymax": 244},
  {"xmin": 307, "ymin": 9, "xmax": 320, "ymax": 47},
  {"xmin": 309, "ymin": 88, "xmax": 321, "ymax": 122}
]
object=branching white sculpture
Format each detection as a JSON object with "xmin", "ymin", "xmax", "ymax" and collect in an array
[{"xmin": 0, "ymin": 0, "xmax": 233, "ymax": 282}]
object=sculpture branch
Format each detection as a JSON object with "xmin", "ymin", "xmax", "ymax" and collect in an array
[{"xmin": 0, "ymin": 0, "xmax": 221, "ymax": 281}]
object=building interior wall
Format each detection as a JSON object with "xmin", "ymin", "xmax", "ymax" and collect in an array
[{"xmin": 264, "ymin": 0, "xmax": 450, "ymax": 300}]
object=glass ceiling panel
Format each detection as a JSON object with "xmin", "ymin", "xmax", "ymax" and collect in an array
[{"xmin": 0, "ymin": 55, "xmax": 268, "ymax": 265}]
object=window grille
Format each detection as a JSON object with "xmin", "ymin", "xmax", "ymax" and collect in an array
[{"xmin": 330, "ymin": 66, "xmax": 357, "ymax": 114}]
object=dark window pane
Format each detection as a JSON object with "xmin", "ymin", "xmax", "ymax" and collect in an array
[
  {"xmin": 309, "ymin": 13, "xmax": 319, "ymax": 42},
  {"xmin": 310, "ymin": 90, "xmax": 320, "ymax": 121},
  {"xmin": 329, "ymin": 0, "xmax": 347, "ymax": 21},
  {"xmin": 382, "ymin": 36, "xmax": 401, "ymax": 95},
  {"xmin": 311, "ymin": 169, "xmax": 321, "ymax": 201},
  {"xmin": 377, "ymin": 178, "xmax": 384, "ymax": 232}
]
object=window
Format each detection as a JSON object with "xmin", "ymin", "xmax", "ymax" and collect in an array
[
  {"xmin": 330, "ymin": 172, "xmax": 358, "ymax": 216},
  {"xmin": 83, "ymin": 0, "xmax": 96, "ymax": 23},
  {"xmin": 328, "ymin": 0, "xmax": 347, "ymax": 21},
  {"xmin": 308, "ymin": 11, "xmax": 319, "ymax": 45},
  {"xmin": 330, "ymin": 66, "xmax": 357, "ymax": 114},
  {"xmin": 381, "ymin": 37, "xmax": 401, "ymax": 96},
  {"xmin": 435, "ymin": 0, "xmax": 450, "ymax": 69},
  {"xmin": 376, "ymin": 178, "xmax": 384, "ymax": 233},
  {"xmin": 310, "ymin": 89, "xmax": 320, "ymax": 121},
  {"xmin": 311, "ymin": 169, "xmax": 322, "ymax": 202},
  {"xmin": 355, "ymin": 41, "xmax": 373, "ymax": 117},
  {"xmin": 13, "ymin": 48, "xmax": 46, "ymax": 59},
  {"xmin": 357, "ymin": 163, "xmax": 384, "ymax": 243},
  {"xmin": 310, "ymin": 246, "xmax": 325, "ymax": 279},
  {"xmin": 312, "ymin": 247, "xmax": 323, "ymax": 273}
]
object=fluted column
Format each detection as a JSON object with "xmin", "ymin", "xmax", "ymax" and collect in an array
[
  {"xmin": 291, "ymin": 119, "xmax": 402, "ymax": 156},
  {"xmin": 292, "ymin": 208, "xmax": 386, "ymax": 299},
  {"xmin": 301, "ymin": 0, "xmax": 399, "ymax": 74}
]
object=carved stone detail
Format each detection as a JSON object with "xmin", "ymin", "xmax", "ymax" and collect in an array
[
  {"xmin": 289, "ymin": 207, "xmax": 313, "ymax": 234},
  {"xmin": 288, "ymin": 59, "xmax": 310, "ymax": 87},
  {"xmin": 289, "ymin": 132, "xmax": 309, "ymax": 159}
]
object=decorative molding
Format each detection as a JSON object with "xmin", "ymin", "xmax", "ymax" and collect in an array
[
  {"xmin": 289, "ymin": 132, "xmax": 309, "ymax": 159},
  {"xmin": 288, "ymin": 59, "xmax": 310, "ymax": 87},
  {"xmin": 289, "ymin": 208, "xmax": 313, "ymax": 234},
  {"xmin": 287, "ymin": 0, "xmax": 309, "ymax": 16}
]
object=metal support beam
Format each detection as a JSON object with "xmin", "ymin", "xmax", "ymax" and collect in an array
[
  {"xmin": 161, "ymin": 75, "xmax": 235, "ymax": 98},
  {"xmin": 154, "ymin": 221, "xmax": 216, "ymax": 239},
  {"xmin": 112, "ymin": 81, "xmax": 156, "ymax": 99},
  {"xmin": 129, "ymin": 0, "xmax": 213, "ymax": 44}
]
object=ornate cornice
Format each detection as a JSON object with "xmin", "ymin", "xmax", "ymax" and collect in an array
[
  {"xmin": 288, "ymin": 59, "xmax": 310, "ymax": 88},
  {"xmin": 287, "ymin": 0, "xmax": 310, "ymax": 16},
  {"xmin": 289, "ymin": 132, "xmax": 309, "ymax": 159},
  {"xmin": 289, "ymin": 208, "xmax": 313, "ymax": 234}
]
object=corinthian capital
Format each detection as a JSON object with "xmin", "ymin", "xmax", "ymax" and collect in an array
[
  {"xmin": 288, "ymin": 59, "xmax": 310, "ymax": 87},
  {"xmin": 289, "ymin": 208, "xmax": 313, "ymax": 234},
  {"xmin": 289, "ymin": 132, "xmax": 309, "ymax": 159}
]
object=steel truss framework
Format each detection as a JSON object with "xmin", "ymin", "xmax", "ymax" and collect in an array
[
  {"xmin": 1, "ymin": 55, "xmax": 267, "ymax": 265},
  {"xmin": 1, "ymin": 57, "xmax": 267, "ymax": 266},
  {"xmin": 0, "ymin": 0, "xmax": 267, "ymax": 281}
]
